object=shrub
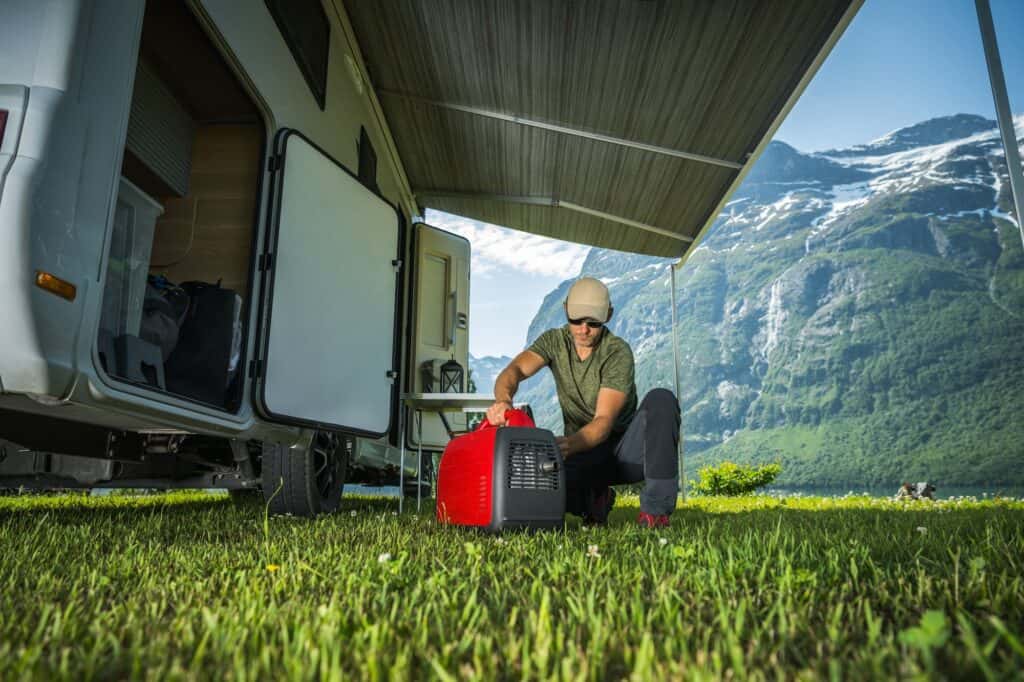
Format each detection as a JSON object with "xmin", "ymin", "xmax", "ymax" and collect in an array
[{"xmin": 691, "ymin": 461, "xmax": 782, "ymax": 496}]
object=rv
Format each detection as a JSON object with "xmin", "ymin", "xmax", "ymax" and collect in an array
[
  {"xmin": 0, "ymin": 0, "xmax": 867, "ymax": 515},
  {"xmin": 0, "ymin": 0, "xmax": 470, "ymax": 515}
]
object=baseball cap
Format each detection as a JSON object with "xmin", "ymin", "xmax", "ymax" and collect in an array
[{"xmin": 565, "ymin": 277, "xmax": 611, "ymax": 322}]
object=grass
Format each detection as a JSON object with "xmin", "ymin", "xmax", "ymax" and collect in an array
[{"xmin": 1, "ymin": 491, "xmax": 1022, "ymax": 680}]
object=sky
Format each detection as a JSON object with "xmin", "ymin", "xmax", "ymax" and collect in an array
[
  {"xmin": 775, "ymin": 0, "xmax": 1024, "ymax": 152},
  {"xmin": 423, "ymin": 208, "xmax": 590, "ymax": 359},
  {"xmin": 429, "ymin": 0, "xmax": 1024, "ymax": 359}
]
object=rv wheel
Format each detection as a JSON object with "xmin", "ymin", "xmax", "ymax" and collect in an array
[
  {"xmin": 228, "ymin": 488, "xmax": 262, "ymax": 507},
  {"xmin": 262, "ymin": 431, "xmax": 347, "ymax": 517}
]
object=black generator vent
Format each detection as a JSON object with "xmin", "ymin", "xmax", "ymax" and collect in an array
[{"xmin": 506, "ymin": 440, "xmax": 560, "ymax": 490}]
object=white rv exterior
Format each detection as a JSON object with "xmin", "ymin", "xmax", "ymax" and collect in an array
[
  {"xmin": 0, "ymin": 0, "xmax": 470, "ymax": 514},
  {"xmin": 0, "ymin": 0, "xmax": 865, "ymax": 514}
]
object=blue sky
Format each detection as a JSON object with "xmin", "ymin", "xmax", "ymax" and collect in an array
[
  {"xmin": 431, "ymin": 0, "xmax": 1023, "ymax": 359},
  {"xmin": 776, "ymin": 0, "xmax": 1023, "ymax": 152}
]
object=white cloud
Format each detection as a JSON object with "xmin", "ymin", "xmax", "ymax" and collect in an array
[{"xmin": 426, "ymin": 210, "xmax": 589, "ymax": 278}]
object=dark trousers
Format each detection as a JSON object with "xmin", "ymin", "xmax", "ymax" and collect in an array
[{"xmin": 563, "ymin": 388, "xmax": 681, "ymax": 516}]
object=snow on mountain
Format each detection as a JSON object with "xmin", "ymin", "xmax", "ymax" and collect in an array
[
  {"xmin": 515, "ymin": 114, "xmax": 1024, "ymax": 485},
  {"xmin": 703, "ymin": 115, "xmax": 1022, "ymax": 257},
  {"xmin": 467, "ymin": 354, "xmax": 512, "ymax": 395}
]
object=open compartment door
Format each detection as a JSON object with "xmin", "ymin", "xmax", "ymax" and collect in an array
[
  {"xmin": 254, "ymin": 130, "xmax": 401, "ymax": 436},
  {"xmin": 408, "ymin": 223, "xmax": 471, "ymax": 449}
]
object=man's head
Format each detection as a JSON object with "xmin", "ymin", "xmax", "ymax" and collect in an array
[{"xmin": 564, "ymin": 277, "xmax": 613, "ymax": 348}]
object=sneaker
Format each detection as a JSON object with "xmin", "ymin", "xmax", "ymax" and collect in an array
[
  {"xmin": 582, "ymin": 486, "xmax": 616, "ymax": 526},
  {"xmin": 637, "ymin": 511, "xmax": 670, "ymax": 528}
]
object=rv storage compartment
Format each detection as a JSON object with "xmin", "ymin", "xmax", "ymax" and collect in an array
[
  {"xmin": 125, "ymin": 61, "xmax": 195, "ymax": 197},
  {"xmin": 436, "ymin": 409, "xmax": 565, "ymax": 532},
  {"xmin": 86, "ymin": 0, "xmax": 263, "ymax": 412},
  {"xmin": 99, "ymin": 178, "xmax": 163, "ymax": 339},
  {"xmin": 165, "ymin": 282, "xmax": 242, "ymax": 407},
  {"xmin": 98, "ymin": 178, "xmax": 167, "ymax": 388}
]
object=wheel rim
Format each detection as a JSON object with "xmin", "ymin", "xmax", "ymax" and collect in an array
[{"xmin": 312, "ymin": 432, "xmax": 341, "ymax": 500}]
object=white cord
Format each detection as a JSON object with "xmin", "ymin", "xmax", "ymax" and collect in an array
[{"xmin": 151, "ymin": 196, "xmax": 199, "ymax": 269}]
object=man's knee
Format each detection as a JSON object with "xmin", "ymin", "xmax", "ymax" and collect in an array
[{"xmin": 640, "ymin": 388, "xmax": 679, "ymax": 418}]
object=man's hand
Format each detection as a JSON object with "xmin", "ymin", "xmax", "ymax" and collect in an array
[
  {"xmin": 485, "ymin": 400, "xmax": 513, "ymax": 426},
  {"xmin": 488, "ymin": 351, "xmax": 547, "ymax": 427},
  {"xmin": 555, "ymin": 388, "xmax": 629, "ymax": 458}
]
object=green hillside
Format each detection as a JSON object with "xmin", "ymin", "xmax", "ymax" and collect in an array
[{"xmin": 503, "ymin": 116, "xmax": 1024, "ymax": 487}]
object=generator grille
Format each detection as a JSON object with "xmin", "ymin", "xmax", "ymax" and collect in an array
[{"xmin": 506, "ymin": 440, "xmax": 559, "ymax": 490}]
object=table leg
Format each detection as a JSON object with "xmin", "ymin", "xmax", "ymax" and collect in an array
[
  {"xmin": 398, "ymin": 404, "xmax": 405, "ymax": 514},
  {"xmin": 416, "ymin": 409, "xmax": 423, "ymax": 512}
]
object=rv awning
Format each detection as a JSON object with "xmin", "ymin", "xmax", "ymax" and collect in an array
[{"xmin": 343, "ymin": 0, "xmax": 861, "ymax": 258}]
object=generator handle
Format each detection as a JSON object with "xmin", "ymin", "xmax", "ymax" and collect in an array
[{"xmin": 476, "ymin": 408, "xmax": 535, "ymax": 431}]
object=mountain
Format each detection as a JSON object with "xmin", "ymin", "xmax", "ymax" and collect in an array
[
  {"xmin": 514, "ymin": 114, "xmax": 1024, "ymax": 487},
  {"xmin": 467, "ymin": 354, "xmax": 512, "ymax": 394},
  {"xmin": 823, "ymin": 114, "xmax": 998, "ymax": 158}
]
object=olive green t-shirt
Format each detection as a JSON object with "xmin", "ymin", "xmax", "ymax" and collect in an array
[{"xmin": 527, "ymin": 325, "xmax": 638, "ymax": 436}]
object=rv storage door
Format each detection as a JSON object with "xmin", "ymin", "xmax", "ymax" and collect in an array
[
  {"xmin": 255, "ymin": 130, "xmax": 400, "ymax": 436},
  {"xmin": 408, "ymin": 223, "xmax": 471, "ymax": 449}
]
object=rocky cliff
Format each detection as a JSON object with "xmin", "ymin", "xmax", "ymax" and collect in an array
[{"xmin": 474, "ymin": 114, "xmax": 1024, "ymax": 487}]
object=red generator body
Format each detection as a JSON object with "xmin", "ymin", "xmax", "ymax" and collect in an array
[{"xmin": 436, "ymin": 409, "xmax": 566, "ymax": 532}]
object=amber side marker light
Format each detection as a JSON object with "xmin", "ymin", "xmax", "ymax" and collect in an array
[{"xmin": 35, "ymin": 271, "xmax": 77, "ymax": 301}]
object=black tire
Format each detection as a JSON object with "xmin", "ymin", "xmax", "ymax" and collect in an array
[
  {"xmin": 228, "ymin": 488, "xmax": 262, "ymax": 507},
  {"xmin": 261, "ymin": 431, "xmax": 347, "ymax": 517}
]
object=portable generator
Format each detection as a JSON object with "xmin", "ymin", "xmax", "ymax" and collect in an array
[{"xmin": 436, "ymin": 409, "xmax": 565, "ymax": 532}]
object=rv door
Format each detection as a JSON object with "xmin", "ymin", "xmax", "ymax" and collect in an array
[
  {"xmin": 408, "ymin": 223, "xmax": 471, "ymax": 449},
  {"xmin": 253, "ymin": 130, "xmax": 402, "ymax": 437}
]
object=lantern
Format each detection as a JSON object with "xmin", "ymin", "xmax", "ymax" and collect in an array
[{"xmin": 439, "ymin": 357, "xmax": 464, "ymax": 393}]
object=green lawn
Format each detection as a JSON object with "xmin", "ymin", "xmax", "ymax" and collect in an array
[{"xmin": 1, "ymin": 491, "xmax": 1021, "ymax": 680}]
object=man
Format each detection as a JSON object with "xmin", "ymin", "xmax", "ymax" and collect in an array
[{"xmin": 486, "ymin": 277, "xmax": 680, "ymax": 528}]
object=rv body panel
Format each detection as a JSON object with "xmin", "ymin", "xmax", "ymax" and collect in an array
[
  {"xmin": 0, "ymin": 0, "xmax": 142, "ymax": 401},
  {"xmin": 0, "ymin": 0, "xmax": 424, "ymax": 459},
  {"xmin": 197, "ymin": 0, "xmax": 409, "ymax": 212}
]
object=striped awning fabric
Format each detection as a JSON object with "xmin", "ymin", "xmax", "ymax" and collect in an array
[{"xmin": 345, "ymin": 0, "xmax": 860, "ymax": 258}]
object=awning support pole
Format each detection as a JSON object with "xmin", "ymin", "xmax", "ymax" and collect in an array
[
  {"xmin": 669, "ymin": 261, "xmax": 686, "ymax": 503},
  {"xmin": 975, "ymin": 0, "xmax": 1024, "ymax": 247}
]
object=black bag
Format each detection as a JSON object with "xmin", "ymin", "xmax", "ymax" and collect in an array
[
  {"xmin": 140, "ymin": 279, "xmax": 189, "ymax": 361},
  {"xmin": 165, "ymin": 281, "xmax": 240, "ymax": 406}
]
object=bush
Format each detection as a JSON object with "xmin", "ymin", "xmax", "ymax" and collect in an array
[{"xmin": 691, "ymin": 461, "xmax": 782, "ymax": 496}]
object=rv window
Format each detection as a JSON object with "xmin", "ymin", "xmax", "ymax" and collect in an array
[
  {"xmin": 358, "ymin": 126, "xmax": 378, "ymax": 192},
  {"xmin": 265, "ymin": 0, "xmax": 330, "ymax": 110}
]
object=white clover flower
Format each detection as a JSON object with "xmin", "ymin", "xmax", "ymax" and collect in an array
[
  {"xmin": 659, "ymin": 537, "xmax": 668, "ymax": 546},
  {"xmin": 378, "ymin": 552, "xmax": 392, "ymax": 563},
  {"xmin": 350, "ymin": 510, "xmax": 357, "ymax": 517},
  {"xmin": 916, "ymin": 527, "xmax": 927, "ymax": 534},
  {"xmin": 587, "ymin": 544, "xmax": 601, "ymax": 559}
]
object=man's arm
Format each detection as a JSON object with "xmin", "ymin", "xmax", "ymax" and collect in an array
[
  {"xmin": 485, "ymin": 350, "xmax": 547, "ymax": 425},
  {"xmin": 555, "ymin": 387, "xmax": 628, "ymax": 457}
]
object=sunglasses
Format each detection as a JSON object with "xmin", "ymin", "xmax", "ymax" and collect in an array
[{"xmin": 567, "ymin": 317, "xmax": 604, "ymax": 329}]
